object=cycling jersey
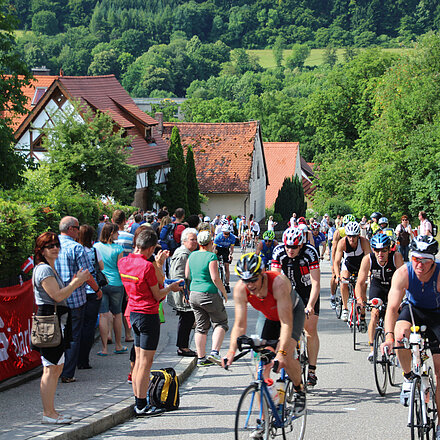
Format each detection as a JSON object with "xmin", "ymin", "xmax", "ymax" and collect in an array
[
  {"xmin": 406, "ymin": 262, "xmax": 440, "ymax": 310},
  {"xmin": 371, "ymin": 222, "xmax": 380, "ymax": 234},
  {"xmin": 260, "ymin": 240, "xmax": 276, "ymax": 265},
  {"xmin": 341, "ymin": 237, "xmax": 364, "ymax": 275},
  {"xmin": 214, "ymin": 232, "xmax": 236, "ymax": 248},
  {"xmin": 338, "ymin": 227, "xmax": 346, "ymax": 238},
  {"xmin": 368, "ymin": 251, "xmax": 397, "ymax": 302},
  {"xmin": 312, "ymin": 232, "xmax": 326, "ymax": 252},
  {"xmin": 271, "ymin": 244, "xmax": 319, "ymax": 298}
]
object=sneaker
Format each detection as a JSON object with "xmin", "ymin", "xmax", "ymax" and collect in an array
[
  {"xmin": 207, "ymin": 353, "xmax": 222, "ymax": 366},
  {"xmin": 127, "ymin": 373, "xmax": 132, "ymax": 384},
  {"xmin": 400, "ymin": 377, "xmax": 414, "ymax": 407},
  {"xmin": 225, "ymin": 284, "xmax": 231, "ymax": 293},
  {"xmin": 197, "ymin": 357, "xmax": 214, "ymax": 367},
  {"xmin": 293, "ymin": 390, "xmax": 306, "ymax": 416},
  {"xmin": 341, "ymin": 309, "xmax": 349, "ymax": 322},
  {"xmin": 250, "ymin": 420, "xmax": 265, "ymax": 438},
  {"xmin": 306, "ymin": 371, "xmax": 317, "ymax": 388},
  {"xmin": 367, "ymin": 351, "xmax": 374, "ymax": 363},
  {"xmin": 134, "ymin": 405, "xmax": 165, "ymax": 417},
  {"xmin": 330, "ymin": 297, "xmax": 336, "ymax": 309},
  {"xmin": 359, "ymin": 319, "xmax": 367, "ymax": 333}
]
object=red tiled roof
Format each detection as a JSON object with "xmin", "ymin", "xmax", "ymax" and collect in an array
[
  {"xmin": 162, "ymin": 122, "xmax": 259, "ymax": 193},
  {"xmin": 3, "ymin": 75, "xmax": 58, "ymax": 130},
  {"xmin": 264, "ymin": 142, "xmax": 300, "ymax": 208}
]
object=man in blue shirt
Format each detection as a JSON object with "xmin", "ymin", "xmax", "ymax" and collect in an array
[
  {"xmin": 55, "ymin": 216, "xmax": 100, "ymax": 382},
  {"xmin": 213, "ymin": 225, "xmax": 236, "ymax": 293},
  {"xmin": 113, "ymin": 209, "xmax": 134, "ymax": 257},
  {"xmin": 311, "ymin": 222, "xmax": 326, "ymax": 259}
]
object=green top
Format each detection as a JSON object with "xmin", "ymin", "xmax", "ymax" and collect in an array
[{"xmin": 188, "ymin": 250, "xmax": 218, "ymax": 294}]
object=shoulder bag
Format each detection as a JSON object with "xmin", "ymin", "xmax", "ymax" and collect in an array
[{"xmin": 94, "ymin": 248, "xmax": 108, "ymax": 288}]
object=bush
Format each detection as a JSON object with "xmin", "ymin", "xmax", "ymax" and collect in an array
[{"xmin": 322, "ymin": 198, "xmax": 352, "ymax": 218}]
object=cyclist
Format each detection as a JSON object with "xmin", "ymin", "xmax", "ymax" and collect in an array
[
  {"xmin": 238, "ymin": 216, "xmax": 250, "ymax": 247},
  {"xmin": 310, "ymin": 222, "xmax": 326, "ymax": 259},
  {"xmin": 213, "ymin": 224, "xmax": 236, "ymax": 293},
  {"xmin": 225, "ymin": 253, "xmax": 306, "ymax": 416},
  {"xmin": 381, "ymin": 236, "xmax": 440, "ymax": 430},
  {"xmin": 330, "ymin": 214, "xmax": 355, "ymax": 308},
  {"xmin": 256, "ymin": 230, "xmax": 278, "ymax": 270},
  {"xmin": 271, "ymin": 227, "xmax": 321, "ymax": 388},
  {"xmin": 250, "ymin": 220, "xmax": 261, "ymax": 249},
  {"xmin": 333, "ymin": 221, "xmax": 371, "ymax": 322},
  {"xmin": 377, "ymin": 217, "xmax": 389, "ymax": 232},
  {"xmin": 297, "ymin": 217, "xmax": 314, "ymax": 246},
  {"xmin": 355, "ymin": 234, "xmax": 404, "ymax": 361},
  {"xmin": 370, "ymin": 212, "xmax": 382, "ymax": 236}
]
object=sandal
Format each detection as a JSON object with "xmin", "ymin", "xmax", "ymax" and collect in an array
[
  {"xmin": 177, "ymin": 348, "xmax": 197, "ymax": 357},
  {"xmin": 61, "ymin": 377, "xmax": 76, "ymax": 383},
  {"xmin": 114, "ymin": 347, "xmax": 128, "ymax": 354}
]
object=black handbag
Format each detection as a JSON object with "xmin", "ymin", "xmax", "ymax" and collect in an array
[{"xmin": 94, "ymin": 248, "xmax": 108, "ymax": 288}]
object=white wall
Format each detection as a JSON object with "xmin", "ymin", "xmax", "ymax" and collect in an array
[
  {"xmin": 201, "ymin": 193, "xmax": 248, "ymax": 219},
  {"xmin": 249, "ymin": 131, "xmax": 267, "ymax": 222}
]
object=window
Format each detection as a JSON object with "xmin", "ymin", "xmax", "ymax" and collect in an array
[
  {"xmin": 31, "ymin": 87, "xmax": 47, "ymax": 106},
  {"xmin": 257, "ymin": 161, "xmax": 260, "ymax": 179},
  {"xmin": 145, "ymin": 127, "xmax": 152, "ymax": 140}
]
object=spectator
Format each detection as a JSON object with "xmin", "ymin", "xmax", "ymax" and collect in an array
[
  {"xmin": 94, "ymin": 223, "xmax": 126, "ymax": 356},
  {"xmin": 118, "ymin": 229, "xmax": 183, "ymax": 416},
  {"xmin": 33, "ymin": 232, "xmax": 90, "ymax": 423},
  {"xmin": 186, "ymin": 230, "xmax": 228, "ymax": 367},
  {"xmin": 112, "ymin": 209, "xmax": 134, "ymax": 257},
  {"xmin": 77, "ymin": 225, "xmax": 103, "ymax": 370},
  {"xmin": 359, "ymin": 216, "xmax": 369, "ymax": 238},
  {"xmin": 335, "ymin": 214, "xmax": 342, "ymax": 229},
  {"xmin": 96, "ymin": 215, "xmax": 106, "ymax": 241},
  {"xmin": 55, "ymin": 216, "xmax": 99, "ymax": 383},
  {"xmin": 395, "ymin": 215, "xmax": 413, "ymax": 262},
  {"xmin": 130, "ymin": 213, "xmax": 143, "ymax": 235},
  {"xmin": 267, "ymin": 215, "xmax": 277, "ymax": 231},
  {"xmin": 186, "ymin": 214, "xmax": 200, "ymax": 229},
  {"xmin": 418, "ymin": 211, "xmax": 432, "ymax": 236},
  {"xmin": 168, "ymin": 228, "xmax": 198, "ymax": 357},
  {"xmin": 173, "ymin": 208, "xmax": 187, "ymax": 246},
  {"xmin": 151, "ymin": 210, "xmax": 167, "ymax": 234},
  {"xmin": 327, "ymin": 221, "xmax": 336, "ymax": 262},
  {"xmin": 289, "ymin": 212, "xmax": 297, "ymax": 227}
]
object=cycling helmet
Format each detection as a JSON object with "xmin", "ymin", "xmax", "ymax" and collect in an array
[
  {"xmin": 263, "ymin": 230, "xmax": 275, "ymax": 241},
  {"xmin": 220, "ymin": 218, "xmax": 229, "ymax": 225},
  {"xmin": 370, "ymin": 233, "xmax": 391, "ymax": 249},
  {"xmin": 221, "ymin": 224, "xmax": 231, "ymax": 232},
  {"xmin": 378, "ymin": 217, "xmax": 388, "ymax": 227},
  {"xmin": 283, "ymin": 227, "xmax": 304, "ymax": 246},
  {"xmin": 310, "ymin": 222, "xmax": 320, "ymax": 231},
  {"xmin": 235, "ymin": 253, "xmax": 263, "ymax": 281},
  {"xmin": 371, "ymin": 212, "xmax": 382, "ymax": 221},
  {"xmin": 410, "ymin": 235, "xmax": 439, "ymax": 256},
  {"xmin": 297, "ymin": 217, "xmax": 307, "ymax": 225},
  {"xmin": 343, "ymin": 214, "xmax": 356, "ymax": 225},
  {"xmin": 345, "ymin": 221, "xmax": 360, "ymax": 236}
]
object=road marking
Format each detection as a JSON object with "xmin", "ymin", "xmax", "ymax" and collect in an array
[{"xmin": 343, "ymin": 408, "xmax": 357, "ymax": 411}]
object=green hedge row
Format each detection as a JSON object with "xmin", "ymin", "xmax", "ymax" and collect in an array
[{"xmin": 0, "ymin": 181, "xmax": 136, "ymax": 284}]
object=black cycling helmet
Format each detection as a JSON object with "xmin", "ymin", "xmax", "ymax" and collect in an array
[
  {"xmin": 410, "ymin": 235, "xmax": 438, "ymax": 256},
  {"xmin": 371, "ymin": 212, "xmax": 382, "ymax": 221},
  {"xmin": 235, "ymin": 253, "xmax": 263, "ymax": 281}
]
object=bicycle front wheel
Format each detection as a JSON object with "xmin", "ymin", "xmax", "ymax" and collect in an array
[
  {"xmin": 426, "ymin": 368, "xmax": 437, "ymax": 439},
  {"xmin": 235, "ymin": 384, "xmax": 270, "ymax": 440},
  {"xmin": 283, "ymin": 379, "xmax": 307, "ymax": 440},
  {"xmin": 410, "ymin": 377, "xmax": 425, "ymax": 440},
  {"xmin": 351, "ymin": 301, "xmax": 357, "ymax": 351},
  {"xmin": 387, "ymin": 349, "xmax": 397, "ymax": 387},
  {"xmin": 373, "ymin": 328, "xmax": 387, "ymax": 396},
  {"xmin": 335, "ymin": 285, "xmax": 342, "ymax": 319}
]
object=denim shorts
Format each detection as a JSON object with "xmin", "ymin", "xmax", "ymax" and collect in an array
[{"xmin": 99, "ymin": 285, "xmax": 124, "ymax": 314}]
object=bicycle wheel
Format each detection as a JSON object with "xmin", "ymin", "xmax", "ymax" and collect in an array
[
  {"xmin": 297, "ymin": 334, "xmax": 308, "ymax": 389},
  {"xmin": 387, "ymin": 349, "xmax": 397, "ymax": 387},
  {"xmin": 283, "ymin": 379, "xmax": 307, "ymax": 440},
  {"xmin": 373, "ymin": 328, "xmax": 388, "ymax": 396},
  {"xmin": 334, "ymin": 285, "xmax": 342, "ymax": 319},
  {"xmin": 426, "ymin": 368, "xmax": 437, "ymax": 439},
  {"xmin": 410, "ymin": 378, "xmax": 425, "ymax": 440},
  {"xmin": 351, "ymin": 300, "xmax": 357, "ymax": 351},
  {"xmin": 235, "ymin": 384, "xmax": 270, "ymax": 440},
  {"xmin": 218, "ymin": 263, "xmax": 225, "ymax": 286}
]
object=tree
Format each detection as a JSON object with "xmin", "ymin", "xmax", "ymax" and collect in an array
[
  {"xmin": 274, "ymin": 175, "xmax": 306, "ymax": 221},
  {"xmin": 42, "ymin": 102, "xmax": 137, "ymax": 204},
  {"xmin": 285, "ymin": 43, "xmax": 311, "ymax": 70},
  {"xmin": 186, "ymin": 145, "xmax": 201, "ymax": 215},
  {"xmin": 0, "ymin": 0, "xmax": 31, "ymax": 189},
  {"xmin": 272, "ymin": 35, "xmax": 284, "ymax": 67},
  {"xmin": 164, "ymin": 126, "xmax": 188, "ymax": 214},
  {"xmin": 31, "ymin": 10, "xmax": 59, "ymax": 35}
]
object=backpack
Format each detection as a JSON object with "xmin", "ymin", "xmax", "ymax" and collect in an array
[
  {"xmin": 148, "ymin": 368, "xmax": 180, "ymax": 410},
  {"xmin": 159, "ymin": 223, "xmax": 179, "ymax": 253}
]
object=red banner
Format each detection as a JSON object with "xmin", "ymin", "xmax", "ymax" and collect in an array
[{"xmin": 0, "ymin": 279, "xmax": 41, "ymax": 382}]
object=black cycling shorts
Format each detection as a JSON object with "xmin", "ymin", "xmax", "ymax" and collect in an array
[
  {"xmin": 216, "ymin": 246, "xmax": 232, "ymax": 264},
  {"xmin": 368, "ymin": 281, "xmax": 390, "ymax": 303},
  {"xmin": 130, "ymin": 312, "xmax": 160, "ymax": 351},
  {"xmin": 397, "ymin": 304, "xmax": 440, "ymax": 354},
  {"xmin": 297, "ymin": 291, "xmax": 320, "ymax": 316}
]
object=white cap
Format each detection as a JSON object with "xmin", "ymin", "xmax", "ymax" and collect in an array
[{"xmin": 204, "ymin": 216, "xmax": 210, "ymax": 222}]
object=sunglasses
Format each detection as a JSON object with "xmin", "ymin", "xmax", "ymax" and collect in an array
[
  {"xmin": 412, "ymin": 256, "xmax": 432, "ymax": 264},
  {"xmin": 264, "ymin": 239, "xmax": 272, "ymax": 242},
  {"xmin": 224, "ymin": 232, "xmax": 230, "ymax": 236},
  {"xmin": 373, "ymin": 248, "xmax": 389, "ymax": 253},
  {"xmin": 286, "ymin": 245, "xmax": 299, "ymax": 250},
  {"xmin": 243, "ymin": 277, "xmax": 260, "ymax": 284},
  {"xmin": 45, "ymin": 243, "xmax": 60, "ymax": 249},
  {"xmin": 70, "ymin": 225, "xmax": 80, "ymax": 230}
]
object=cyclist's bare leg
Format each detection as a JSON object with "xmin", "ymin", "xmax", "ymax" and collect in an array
[
  {"xmin": 368, "ymin": 308, "xmax": 379, "ymax": 345},
  {"xmin": 304, "ymin": 314, "xmax": 319, "ymax": 368},
  {"xmin": 282, "ymin": 338, "xmax": 303, "ymax": 387},
  {"xmin": 394, "ymin": 320, "xmax": 412, "ymax": 373},
  {"xmin": 225, "ymin": 263, "xmax": 230, "ymax": 285},
  {"xmin": 330, "ymin": 273, "xmax": 337, "ymax": 296},
  {"xmin": 340, "ymin": 269, "xmax": 350, "ymax": 309}
]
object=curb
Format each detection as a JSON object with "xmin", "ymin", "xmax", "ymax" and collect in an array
[
  {"xmin": 32, "ymin": 357, "xmax": 197, "ymax": 440},
  {"xmin": 0, "ymin": 366, "xmax": 43, "ymax": 393}
]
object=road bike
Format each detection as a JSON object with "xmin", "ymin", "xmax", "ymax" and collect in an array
[
  {"xmin": 365, "ymin": 298, "xmax": 397, "ymax": 396},
  {"xmin": 334, "ymin": 282, "xmax": 342, "ymax": 319},
  {"xmin": 218, "ymin": 256, "xmax": 226, "ymax": 286},
  {"xmin": 296, "ymin": 330, "xmax": 308, "ymax": 390},
  {"xmin": 342, "ymin": 275, "xmax": 361, "ymax": 351},
  {"xmin": 228, "ymin": 335, "xmax": 307, "ymax": 440},
  {"xmin": 395, "ymin": 304, "xmax": 437, "ymax": 439}
]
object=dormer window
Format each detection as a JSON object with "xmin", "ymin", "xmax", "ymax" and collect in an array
[
  {"xmin": 32, "ymin": 87, "xmax": 47, "ymax": 106},
  {"xmin": 145, "ymin": 127, "xmax": 152, "ymax": 140}
]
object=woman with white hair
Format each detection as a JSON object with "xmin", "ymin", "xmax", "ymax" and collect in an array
[{"xmin": 186, "ymin": 230, "xmax": 228, "ymax": 366}]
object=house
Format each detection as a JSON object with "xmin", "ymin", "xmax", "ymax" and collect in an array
[
  {"xmin": 10, "ymin": 74, "xmax": 169, "ymax": 209},
  {"xmin": 162, "ymin": 121, "xmax": 268, "ymax": 221},
  {"xmin": 264, "ymin": 142, "xmax": 316, "ymax": 209}
]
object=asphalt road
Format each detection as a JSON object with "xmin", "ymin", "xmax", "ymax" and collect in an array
[{"xmin": 93, "ymin": 253, "xmax": 413, "ymax": 440}]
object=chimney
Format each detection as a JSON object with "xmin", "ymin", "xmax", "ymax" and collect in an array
[
  {"xmin": 31, "ymin": 66, "xmax": 51, "ymax": 76},
  {"xmin": 155, "ymin": 112, "xmax": 163, "ymax": 136}
]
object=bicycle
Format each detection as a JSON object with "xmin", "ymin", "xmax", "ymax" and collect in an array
[
  {"xmin": 296, "ymin": 330, "xmax": 308, "ymax": 390},
  {"xmin": 394, "ymin": 304, "xmax": 437, "ymax": 439},
  {"xmin": 365, "ymin": 298, "xmax": 398, "ymax": 396},
  {"xmin": 334, "ymin": 282, "xmax": 343, "ymax": 319},
  {"xmin": 341, "ymin": 275, "xmax": 360, "ymax": 351},
  {"xmin": 218, "ymin": 256, "xmax": 226, "ymax": 286},
  {"xmin": 228, "ymin": 335, "xmax": 307, "ymax": 440}
]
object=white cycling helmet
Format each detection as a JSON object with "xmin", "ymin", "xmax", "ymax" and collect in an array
[
  {"xmin": 221, "ymin": 224, "xmax": 231, "ymax": 233},
  {"xmin": 283, "ymin": 227, "xmax": 304, "ymax": 246},
  {"xmin": 345, "ymin": 221, "xmax": 360, "ymax": 236}
]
